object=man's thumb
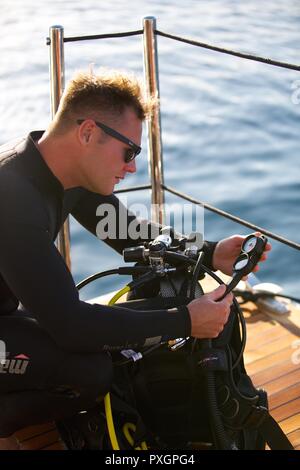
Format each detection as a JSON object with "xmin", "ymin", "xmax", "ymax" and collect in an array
[{"xmin": 208, "ymin": 284, "xmax": 226, "ymax": 301}]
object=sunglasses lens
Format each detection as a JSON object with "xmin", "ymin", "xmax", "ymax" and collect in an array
[{"xmin": 125, "ymin": 149, "xmax": 135, "ymax": 163}]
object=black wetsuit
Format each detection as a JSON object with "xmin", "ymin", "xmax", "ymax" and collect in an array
[{"xmin": 0, "ymin": 132, "xmax": 216, "ymax": 435}]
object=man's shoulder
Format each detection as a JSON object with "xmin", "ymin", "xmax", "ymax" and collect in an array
[
  {"xmin": 0, "ymin": 134, "xmax": 37, "ymax": 191},
  {"xmin": 0, "ymin": 165, "xmax": 47, "ymax": 224},
  {"xmin": 0, "ymin": 136, "xmax": 25, "ymax": 164}
]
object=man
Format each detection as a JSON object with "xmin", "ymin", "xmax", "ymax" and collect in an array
[{"xmin": 0, "ymin": 70, "xmax": 270, "ymax": 437}]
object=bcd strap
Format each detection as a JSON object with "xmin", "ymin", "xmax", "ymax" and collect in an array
[{"xmin": 258, "ymin": 414, "xmax": 294, "ymax": 450}]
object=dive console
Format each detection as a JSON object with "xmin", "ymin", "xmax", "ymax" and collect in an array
[{"xmin": 219, "ymin": 233, "xmax": 268, "ymax": 300}]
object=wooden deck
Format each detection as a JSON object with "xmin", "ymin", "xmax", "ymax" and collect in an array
[
  {"xmin": 0, "ymin": 422, "xmax": 66, "ymax": 450},
  {"xmin": 0, "ymin": 281, "xmax": 299, "ymax": 450},
  {"xmin": 243, "ymin": 299, "xmax": 300, "ymax": 450}
]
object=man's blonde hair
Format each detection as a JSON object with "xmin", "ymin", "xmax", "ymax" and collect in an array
[{"xmin": 50, "ymin": 70, "xmax": 156, "ymax": 134}]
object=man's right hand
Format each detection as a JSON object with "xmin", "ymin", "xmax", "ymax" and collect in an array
[{"xmin": 187, "ymin": 285, "xmax": 233, "ymax": 339}]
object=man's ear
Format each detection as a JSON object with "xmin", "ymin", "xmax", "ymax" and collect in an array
[{"xmin": 78, "ymin": 120, "xmax": 94, "ymax": 145}]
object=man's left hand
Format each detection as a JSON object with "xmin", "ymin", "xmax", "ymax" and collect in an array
[{"xmin": 212, "ymin": 232, "xmax": 272, "ymax": 276}]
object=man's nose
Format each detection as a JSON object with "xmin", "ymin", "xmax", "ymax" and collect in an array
[{"xmin": 125, "ymin": 159, "xmax": 136, "ymax": 173}]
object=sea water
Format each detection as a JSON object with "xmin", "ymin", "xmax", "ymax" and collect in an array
[{"xmin": 0, "ymin": 0, "xmax": 299, "ymax": 298}]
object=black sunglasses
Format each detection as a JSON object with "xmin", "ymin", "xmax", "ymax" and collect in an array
[{"xmin": 77, "ymin": 119, "xmax": 141, "ymax": 163}]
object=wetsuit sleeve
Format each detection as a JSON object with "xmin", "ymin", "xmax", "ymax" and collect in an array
[
  {"xmin": 71, "ymin": 190, "xmax": 217, "ymax": 266},
  {"xmin": 0, "ymin": 177, "xmax": 190, "ymax": 353}
]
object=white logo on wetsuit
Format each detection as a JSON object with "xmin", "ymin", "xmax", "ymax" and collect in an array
[{"xmin": 0, "ymin": 353, "xmax": 30, "ymax": 375}]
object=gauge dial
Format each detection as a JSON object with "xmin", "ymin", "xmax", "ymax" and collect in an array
[
  {"xmin": 242, "ymin": 236, "xmax": 257, "ymax": 253},
  {"xmin": 234, "ymin": 254, "xmax": 249, "ymax": 271}
]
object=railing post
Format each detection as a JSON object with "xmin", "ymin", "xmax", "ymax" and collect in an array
[
  {"xmin": 142, "ymin": 16, "xmax": 165, "ymax": 225},
  {"xmin": 49, "ymin": 25, "xmax": 71, "ymax": 271}
]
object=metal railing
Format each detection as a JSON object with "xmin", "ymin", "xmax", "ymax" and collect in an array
[
  {"xmin": 143, "ymin": 17, "xmax": 165, "ymax": 225},
  {"xmin": 49, "ymin": 25, "xmax": 72, "ymax": 270}
]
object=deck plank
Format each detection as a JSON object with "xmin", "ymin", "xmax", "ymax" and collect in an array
[
  {"xmin": 246, "ymin": 346, "xmax": 294, "ymax": 376},
  {"xmin": 19, "ymin": 430, "xmax": 65, "ymax": 450},
  {"xmin": 0, "ymin": 436, "xmax": 20, "ymax": 450},
  {"xmin": 253, "ymin": 364, "xmax": 300, "ymax": 394},
  {"xmin": 250, "ymin": 358, "xmax": 298, "ymax": 387},
  {"xmin": 275, "ymin": 414, "xmax": 300, "ymax": 435},
  {"xmin": 0, "ymin": 422, "xmax": 65, "ymax": 451},
  {"xmin": 244, "ymin": 335, "xmax": 299, "ymax": 365},
  {"xmin": 246, "ymin": 324, "xmax": 291, "ymax": 349},
  {"xmin": 287, "ymin": 429, "xmax": 300, "ymax": 448},
  {"xmin": 14, "ymin": 422, "xmax": 57, "ymax": 442},
  {"xmin": 271, "ymin": 397, "xmax": 300, "ymax": 422},
  {"xmin": 269, "ymin": 383, "xmax": 300, "ymax": 410}
]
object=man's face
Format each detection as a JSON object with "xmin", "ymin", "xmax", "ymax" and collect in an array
[{"xmin": 79, "ymin": 108, "xmax": 142, "ymax": 195}]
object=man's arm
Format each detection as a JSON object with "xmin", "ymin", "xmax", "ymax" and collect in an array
[
  {"xmin": 0, "ymin": 179, "xmax": 190, "ymax": 353},
  {"xmin": 71, "ymin": 190, "xmax": 217, "ymax": 269}
]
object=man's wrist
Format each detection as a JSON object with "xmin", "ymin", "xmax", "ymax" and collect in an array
[{"xmin": 202, "ymin": 241, "xmax": 218, "ymax": 271}]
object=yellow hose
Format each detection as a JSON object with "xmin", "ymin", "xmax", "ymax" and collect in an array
[
  {"xmin": 104, "ymin": 393, "xmax": 120, "ymax": 450},
  {"xmin": 123, "ymin": 422, "xmax": 148, "ymax": 450},
  {"xmin": 104, "ymin": 285, "xmax": 131, "ymax": 450},
  {"xmin": 108, "ymin": 285, "xmax": 131, "ymax": 306}
]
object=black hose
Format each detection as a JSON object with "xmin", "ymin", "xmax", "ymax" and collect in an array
[
  {"xmin": 205, "ymin": 358, "xmax": 234, "ymax": 450},
  {"xmin": 189, "ymin": 252, "xmax": 232, "ymax": 449},
  {"xmin": 192, "ymin": 265, "xmax": 247, "ymax": 368},
  {"xmin": 76, "ymin": 266, "xmax": 152, "ymax": 291},
  {"xmin": 189, "ymin": 251, "xmax": 205, "ymax": 300},
  {"xmin": 76, "ymin": 269, "xmax": 120, "ymax": 291}
]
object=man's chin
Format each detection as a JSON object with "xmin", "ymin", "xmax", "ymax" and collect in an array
[
  {"xmin": 88, "ymin": 184, "xmax": 114, "ymax": 196},
  {"xmin": 98, "ymin": 185, "xmax": 115, "ymax": 196}
]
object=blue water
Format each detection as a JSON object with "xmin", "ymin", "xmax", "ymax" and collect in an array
[{"xmin": 0, "ymin": 0, "xmax": 300, "ymax": 299}]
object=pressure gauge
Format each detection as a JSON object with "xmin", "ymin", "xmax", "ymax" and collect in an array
[
  {"xmin": 242, "ymin": 235, "xmax": 258, "ymax": 254},
  {"xmin": 233, "ymin": 254, "xmax": 249, "ymax": 271},
  {"xmin": 218, "ymin": 233, "xmax": 268, "ymax": 301}
]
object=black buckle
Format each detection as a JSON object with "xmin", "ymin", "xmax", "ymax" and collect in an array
[{"xmin": 243, "ymin": 405, "xmax": 268, "ymax": 429}]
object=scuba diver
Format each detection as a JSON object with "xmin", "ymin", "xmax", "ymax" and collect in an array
[{"xmin": 0, "ymin": 69, "xmax": 270, "ymax": 438}]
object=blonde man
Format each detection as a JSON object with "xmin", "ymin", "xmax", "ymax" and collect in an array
[{"xmin": 0, "ymin": 70, "xmax": 270, "ymax": 439}]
